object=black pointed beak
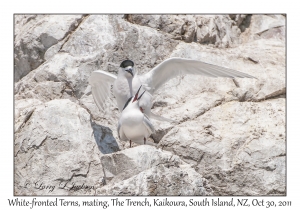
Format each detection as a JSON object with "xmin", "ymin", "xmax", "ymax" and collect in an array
[
  {"xmin": 132, "ymin": 85, "xmax": 142, "ymax": 102},
  {"xmin": 138, "ymin": 90, "xmax": 146, "ymax": 101},
  {"xmin": 125, "ymin": 68, "xmax": 133, "ymax": 77}
]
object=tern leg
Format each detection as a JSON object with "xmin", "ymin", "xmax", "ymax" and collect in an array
[
  {"xmin": 144, "ymin": 137, "xmax": 146, "ymax": 145},
  {"xmin": 130, "ymin": 140, "xmax": 132, "ymax": 148}
]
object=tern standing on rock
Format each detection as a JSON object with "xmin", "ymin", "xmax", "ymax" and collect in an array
[
  {"xmin": 118, "ymin": 85, "xmax": 155, "ymax": 147},
  {"xmin": 89, "ymin": 57, "xmax": 256, "ymax": 121}
]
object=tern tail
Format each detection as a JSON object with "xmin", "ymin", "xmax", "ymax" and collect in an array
[{"xmin": 149, "ymin": 111, "xmax": 178, "ymax": 123}]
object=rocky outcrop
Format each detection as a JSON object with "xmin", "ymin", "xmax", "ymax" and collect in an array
[
  {"xmin": 14, "ymin": 14, "xmax": 285, "ymax": 195},
  {"xmin": 14, "ymin": 15, "xmax": 87, "ymax": 82},
  {"xmin": 99, "ymin": 146, "xmax": 209, "ymax": 195},
  {"xmin": 240, "ymin": 15, "xmax": 285, "ymax": 43},
  {"xmin": 126, "ymin": 15, "xmax": 241, "ymax": 46},
  {"xmin": 14, "ymin": 99, "xmax": 108, "ymax": 195},
  {"xmin": 159, "ymin": 99, "xmax": 285, "ymax": 195}
]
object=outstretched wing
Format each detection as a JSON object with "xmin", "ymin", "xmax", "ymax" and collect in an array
[
  {"xmin": 89, "ymin": 70, "xmax": 117, "ymax": 111},
  {"xmin": 140, "ymin": 57, "xmax": 256, "ymax": 94}
]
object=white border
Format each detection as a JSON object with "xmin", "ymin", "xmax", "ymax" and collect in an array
[{"xmin": 2, "ymin": 0, "xmax": 296, "ymax": 209}]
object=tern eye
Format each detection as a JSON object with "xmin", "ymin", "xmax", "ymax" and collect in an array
[{"xmin": 120, "ymin": 60, "xmax": 134, "ymax": 68}]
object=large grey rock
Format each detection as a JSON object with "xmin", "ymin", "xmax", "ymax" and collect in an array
[
  {"xmin": 98, "ymin": 165, "xmax": 208, "ymax": 196},
  {"xmin": 14, "ymin": 99, "xmax": 119, "ymax": 195},
  {"xmin": 98, "ymin": 146, "xmax": 210, "ymax": 195},
  {"xmin": 14, "ymin": 52, "xmax": 93, "ymax": 102},
  {"xmin": 126, "ymin": 15, "xmax": 251, "ymax": 47},
  {"xmin": 100, "ymin": 145, "xmax": 183, "ymax": 183},
  {"xmin": 126, "ymin": 14, "xmax": 197, "ymax": 43},
  {"xmin": 159, "ymin": 99, "xmax": 285, "ymax": 195},
  {"xmin": 240, "ymin": 15, "xmax": 285, "ymax": 43},
  {"xmin": 14, "ymin": 15, "xmax": 85, "ymax": 82}
]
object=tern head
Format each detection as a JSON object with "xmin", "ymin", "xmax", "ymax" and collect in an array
[{"xmin": 120, "ymin": 60, "xmax": 135, "ymax": 78}]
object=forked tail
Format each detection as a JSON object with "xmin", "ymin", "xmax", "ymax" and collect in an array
[{"xmin": 149, "ymin": 111, "xmax": 178, "ymax": 123}]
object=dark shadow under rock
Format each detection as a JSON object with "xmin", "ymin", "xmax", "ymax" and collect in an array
[
  {"xmin": 91, "ymin": 121, "xmax": 120, "ymax": 154},
  {"xmin": 239, "ymin": 15, "xmax": 252, "ymax": 32}
]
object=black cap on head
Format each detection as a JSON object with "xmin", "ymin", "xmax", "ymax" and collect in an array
[{"xmin": 120, "ymin": 60, "xmax": 134, "ymax": 68}]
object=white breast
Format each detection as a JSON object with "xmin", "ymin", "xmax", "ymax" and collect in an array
[{"xmin": 120, "ymin": 108, "xmax": 150, "ymax": 143}]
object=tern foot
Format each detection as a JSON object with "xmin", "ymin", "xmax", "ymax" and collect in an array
[
  {"xmin": 130, "ymin": 140, "xmax": 132, "ymax": 148},
  {"xmin": 144, "ymin": 137, "xmax": 146, "ymax": 145}
]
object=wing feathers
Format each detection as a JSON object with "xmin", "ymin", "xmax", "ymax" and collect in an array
[
  {"xmin": 89, "ymin": 70, "xmax": 117, "ymax": 111},
  {"xmin": 141, "ymin": 57, "xmax": 256, "ymax": 94}
]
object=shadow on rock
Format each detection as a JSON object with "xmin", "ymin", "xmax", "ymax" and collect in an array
[{"xmin": 90, "ymin": 120, "xmax": 120, "ymax": 154}]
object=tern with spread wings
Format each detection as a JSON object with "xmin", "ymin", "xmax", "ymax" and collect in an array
[{"xmin": 89, "ymin": 57, "xmax": 256, "ymax": 121}]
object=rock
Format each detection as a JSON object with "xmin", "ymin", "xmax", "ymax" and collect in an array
[
  {"xmin": 14, "ymin": 14, "xmax": 286, "ymax": 196},
  {"xmin": 125, "ymin": 15, "xmax": 196, "ymax": 42},
  {"xmin": 100, "ymin": 145, "xmax": 182, "ymax": 182},
  {"xmin": 240, "ymin": 15, "xmax": 285, "ymax": 43},
  {"xmin": 98, "ymin": 145, "xmax": 209, "ymax": 195},
  {"xmin": 195, "ymin": 15, "xmax": 242, "ymax": 48},
  {"xmin": 14, "ymin": 52, "xmax": 93, "ymax": 103},
  {"xmin": 126, "ymin": 15, "xmax": 250, "ymax": 48},
  {"xmin": 14, "ymin": 15, "xmax": 85, "ymax": 82},
  {"xmin": 98, "ymin": 165, "xmax": 208, "ymax": 196},
  {"xmin": 15, "ymin": 98, "xmax": 43, "ymax": 133},
  {"xmin": 159, "ymin": 99, "xmax": 285, "ymax": 195},
  {"xmin": 14, "ymin": 99, "xmax": 118, "ymax": 195}
]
